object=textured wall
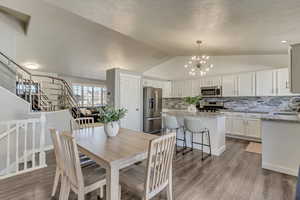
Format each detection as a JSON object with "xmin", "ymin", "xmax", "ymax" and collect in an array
[{"xmin": 163, "ymin": 96, "xmax": 300, "ymax": 112}]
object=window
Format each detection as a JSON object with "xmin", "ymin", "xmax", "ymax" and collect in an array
[{"xmin": 72, "ymin": 84, "xmax": 107, "ymax": 107}]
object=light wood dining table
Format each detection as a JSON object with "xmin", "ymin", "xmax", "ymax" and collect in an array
[{"xmin": 73, "ymin": 126, "xmax": 158, "ymax": 200}]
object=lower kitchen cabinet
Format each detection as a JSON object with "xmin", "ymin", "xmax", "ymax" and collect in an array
[{"xmin": 225, "ymin": 114, "xmax": 261, "ymax": 139}]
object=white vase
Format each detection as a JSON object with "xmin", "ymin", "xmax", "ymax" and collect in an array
[
  {"xmin": 104, "ymin": 121, "xmax": 120, "ymax": 137},
  {"xmin": 187, "ymin": 104, "xmax": 197, "ymax": 112}
]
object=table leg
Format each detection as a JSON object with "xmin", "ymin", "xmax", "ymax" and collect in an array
[{"xmin": 106, "ymin": 165, "xmax": 120, "ymax": 200}]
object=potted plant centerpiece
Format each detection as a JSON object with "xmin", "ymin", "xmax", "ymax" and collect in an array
[
  {"xmin": 98, "ymin": 106, "xmax": 127, "ymax": 137},
  {"xmin": 184, "ymin": 96, "xmax": 202, "ymax": 112}
]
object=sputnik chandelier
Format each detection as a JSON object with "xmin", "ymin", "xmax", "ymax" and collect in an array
[{"xmin": 184, "ymin": 40, "xmax": 214, "ymax": 76}]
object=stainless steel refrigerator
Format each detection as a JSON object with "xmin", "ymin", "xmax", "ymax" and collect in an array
[{"xmin": 143, "ymin": 87, "xmax": 162, "ymax": 133}]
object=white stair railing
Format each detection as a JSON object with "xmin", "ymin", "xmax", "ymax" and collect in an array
[{"xmin": 0, "ymin": 114, "xmax": 47, "ymax": 179}]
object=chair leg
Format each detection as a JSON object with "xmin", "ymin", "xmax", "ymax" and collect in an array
[
  {"xmin": 51, "ymin": 167, "xmax": 60, "ymax": 197},
  {"xmin": 191, "ymin": 132, "xmax": 194, "ymax": 151},
  {"xmin": 201, "ymin": 132, "xmax": 204, "ymax": 160},
  {"xmin": 207, "ymin": 130, "xmax": 212, "ymax": 156},
  {"xmin": 78, "ymin": 189, "xmax": 85, "ymax": 200},
  {"xmin": 167, "ymin": 171, "xmax": 173, "ymax": 200}
]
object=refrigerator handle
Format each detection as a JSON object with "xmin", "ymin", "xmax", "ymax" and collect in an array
[
  {"xmin": 149, "ymin": 98, "xmax": 154, "ymax": 109},
  {"xmin": 155, "ymin": 91, "xmax": 159, "ymax": 112}
]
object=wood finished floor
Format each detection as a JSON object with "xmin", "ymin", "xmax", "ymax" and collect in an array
[{"xmin": 0, "ymin": 138, "xmax": 297, "ymax": 200}]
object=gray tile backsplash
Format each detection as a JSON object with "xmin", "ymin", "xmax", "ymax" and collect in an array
[{"xmin": 163, "ymin": 96, "xmax": 300, "ymax": 112}]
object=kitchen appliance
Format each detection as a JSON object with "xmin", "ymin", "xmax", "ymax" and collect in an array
[
  {"xmin": 143, "ymin": 87, "xmax": 162, "ymax": 133},
  {"xmin": 198, "ymin": 101, "xmax": 225, "ymax": 112},
  {"xmin": 200, "ymin": 86, "xmax": 222, "ymax": 97}
]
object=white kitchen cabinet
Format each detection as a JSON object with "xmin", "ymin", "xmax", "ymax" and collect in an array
[
  {"xmin": 202, "ymin": 76, "xmax": 222, "ymax": 87},
  {"xmin": 238, "ymin": 72, "xmax": 256, "ymax": 96},
  {"xmin": 245, "ymin": 119, "xmax": 261, "ymax": 138},
  {"xmin": 162, "ymin": 81, "xmax": 172, "ymax": 98},
  {"xmin": 256, "ymin": 70, "xmax": 276, "ymax": 96},
  {"xmin": 225, "ymin": 113, "xmax": 261, "ymax": 139},
  {"xmin": 183, "ymin": 80, "xmax": 192, "ymax": 97},
  {"xmin": 276, "ymin": 68, "xmax": 292, "ymax": 96},
  {"xmin": 222, "ymin": 75, "xmax": 238, "ymax": 96},
  {"xmin": 191, "ymin": 79, "xmax": 201, "ymax": 96}
]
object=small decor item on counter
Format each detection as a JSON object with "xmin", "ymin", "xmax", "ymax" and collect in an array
[
  {"xmin": 184, "ymin": 96, "xmax": 202, "ymax": 112},
  {"xmin": 97, "ymin": 106, "xmax": 127, "ymax": 137}
]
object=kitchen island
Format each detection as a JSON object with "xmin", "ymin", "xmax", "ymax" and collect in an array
[
  {"xmin": 261, "ymin": 114, "xmax": 300, "ymax": 176},
  {"xmin": 163, "ymin": 110, "xmax": 226, "ymax": 156}
]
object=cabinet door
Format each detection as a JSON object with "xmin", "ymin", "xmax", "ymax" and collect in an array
[
  {"xmin": 277, "ymin": 68, "xmax": 292, "ymax": 96},
  {"xmin": 183, "ymin": 80, "xmax": 192, "ymax": 97},
  {"xmin": 225, "ymin": 117, "xmax": 233, "ymax": 133},
  {"xmin": 245, "ymin": 119, "xmax": 261, "ymax": 138},
  {"xmin": 190, "ymin": 79, "xmax": 199, "ymax": 96},
  {"xmin": 256, "ymin": 70, "xmax": 276, "ymax": 96},
  {"xmin": 232, "ymin": 118, "xmax": 246, "ymax": 136},
  {"xmin": 163, "ymin": 81, "xmax": 172, "ymax": 98},
  {"xmin": 238, "ymin": 72, "xmax": 255, "ymax": 96},
  {"xmin": 222, "ymin": 75, "xmax": 238, "ymax": 96}
]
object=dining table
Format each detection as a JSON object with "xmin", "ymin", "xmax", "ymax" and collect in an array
[{"xmin": 73, "ymin": 126, "xmax": 158, "ymax": 200}]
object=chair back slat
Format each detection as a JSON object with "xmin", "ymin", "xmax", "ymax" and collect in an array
[
  {"xmin": 59, "ymin": 132, "xmax": 84, "ymax": 188},
  {"xmin": 145, "ymin": 132, "xmax": 176, "ymax": 198},
  {"xmin": 73, "ymin": 117, "xmax": 95, "ymax": 130},
  {"xmin": 50, "ymin": 129, "xmax": 64, "ymax": 171}
]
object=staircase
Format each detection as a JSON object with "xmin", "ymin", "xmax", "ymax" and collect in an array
[
  {"xmin": 0, "ymin": 115, "xmax": 47, "ymax": 179},
  {"xmin": 0, "ymin": 51, "xmax": 80, "ymax": 117}
]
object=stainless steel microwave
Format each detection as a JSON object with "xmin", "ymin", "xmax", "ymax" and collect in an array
[{"xmin": 200, "ymin": 86, "xmax": 222, "ymax": 97}]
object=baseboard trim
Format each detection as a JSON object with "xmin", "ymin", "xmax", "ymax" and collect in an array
[{"xmin": 262, "ymin": 162, "xmax": 298, "ymax": 176}]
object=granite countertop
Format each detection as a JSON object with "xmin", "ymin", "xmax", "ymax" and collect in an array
[
  {"xmin": 260, "ymin": 114, "xmax": 300, "ymax": 123},
  {"xmin": 162, "ymin": 110, "xmax": 224, "ymax": 118}
]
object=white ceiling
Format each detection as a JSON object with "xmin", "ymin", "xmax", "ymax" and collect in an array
[
  {"xmin": 45, "ymin": 0, "xmax": 298, "ymax": 55},
  {"xmin": 0, "ymin": 0, "xmax": 169, "ymax": 80},
  {"xmin": 144, "ymin": 55, "xmax": 289, "ymax": 80}
]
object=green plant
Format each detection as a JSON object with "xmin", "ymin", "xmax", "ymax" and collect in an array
[
  {"xmin": 184, "ymin": 96, "xmax": 202, "ymax": 105},
  {"xmin": 97, "ymin": 106, "xmax": 127, "ymax": 123}
]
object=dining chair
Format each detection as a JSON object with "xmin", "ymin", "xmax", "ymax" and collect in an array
[
  {"xmin": 58, "ymin": 131, "xmax": 108, "ymax": 200},
  {"xmin": 120, "ymin": 132, "xmax": 176, "ymax": 200},
  {"xmin": 70, "ymin": 118, "xmax": 97, "ymax": 168},
  {"xmin": 50, "ymin": 129, "xmax": 64, "ymax": 198}
]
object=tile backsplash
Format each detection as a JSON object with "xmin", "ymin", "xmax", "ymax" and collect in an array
[{"xmin": 163, "ymin": 96, "xmax": 300, "ymax": 113}]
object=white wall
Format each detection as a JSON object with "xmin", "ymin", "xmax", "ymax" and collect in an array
[
  {"xmin": 0, "ymin": 11, "xmax": 22, "ymax": 92},
  {"xmin": 0, "ymin": 86, "xmax": 31, "ymax": 121},
  {"xmin": 144, "ymin": 55, "xmax": 289, "ymax": 80}
]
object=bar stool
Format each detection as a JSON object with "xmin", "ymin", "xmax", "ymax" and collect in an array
[
  {"xmin": 163, "ymin": 115, "xmax": 187, "ymax": 154},
  {"xmin": 184, "ymin": 117, "xmax": 212, "ymax": 160}
]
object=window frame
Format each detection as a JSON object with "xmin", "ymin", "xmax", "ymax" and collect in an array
[{"xmin": 72, "ymin": 84, "xmax": 107, "ymax": 107}]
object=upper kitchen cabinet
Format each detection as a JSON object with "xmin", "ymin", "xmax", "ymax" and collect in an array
[
  {"xmin": 276, "ymin": 68, "xmax": 292, "ymax": 96},
  {"xmin": 143, "ymin": 78, "xmax": 172, "ymax": 98},
  {"xmin": 191, "ymin": 79, "xmax": 201, "ymax": 96},
  {"xmin": 237, "ymin": 72, "xmax": 256, "ymax": 96},
  {"xmin": 163, "ymin": 81, "xmax": 172, "ymax": 98},
  {"xmin": 290, "ymin": 43, "xmax": 300, "ymax": 93},
  {"xmin": 222, "ymin": 75, "xmax": 238, "ymax": 96},
  {"xmin": 256, "ymin": 70, "xmax": 276, "ymax": 96},
  {"xmin": 202, "ymin": 76, "xmax": 222, "ymax": 87}
]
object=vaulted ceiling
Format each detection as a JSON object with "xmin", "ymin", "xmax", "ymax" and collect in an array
[
  {"xmin": 45, "ymin": 0, "xmax": 299, "ymax": 55},
  {"xmin": 1, "ymin": 0, "xmax": 299, "ymax": 80},
  {"xmin": 0, "ymin": 0, "xmax": 169, "ymax": 80}
]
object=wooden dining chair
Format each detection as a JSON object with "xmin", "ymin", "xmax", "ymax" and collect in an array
[
  {"xmin": 50, "ymin": 129, "xmax": 65, "ymax": 198},
  {"xmin": 120, "ymin": 132, "xmax": 176, "ymax": 200},
  {"xmin": 70, "ymin": 119, "xmax": 98, "ymax": 168},
  {"xmin": 58, "ymin": 131, "xmax": 107, "ymax": 200}
]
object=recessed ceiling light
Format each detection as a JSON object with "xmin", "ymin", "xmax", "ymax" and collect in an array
[
  {"xmin": 281, "ymin": 40, "xmax": 288, "ymax": 44},
  {"xmin": 24, "ymin": 63, "xmax": 40, "ymax": 70}
]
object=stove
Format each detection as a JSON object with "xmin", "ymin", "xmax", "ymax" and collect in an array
[{"xmin": 197, "ymin": 101, "xmax": 225, "ymax": 112}]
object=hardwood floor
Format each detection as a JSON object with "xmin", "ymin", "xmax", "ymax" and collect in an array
[{"xmin": 0, "ymin": 138, "xmax": 297, "ymax": 200}]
